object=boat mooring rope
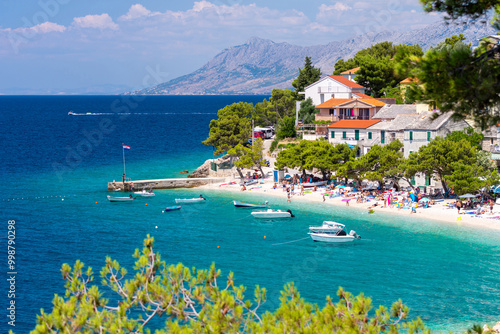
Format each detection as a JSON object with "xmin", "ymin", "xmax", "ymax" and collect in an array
[{"xmin": 272, "ymin": 236, "xmax": 309, "ymax": 246}]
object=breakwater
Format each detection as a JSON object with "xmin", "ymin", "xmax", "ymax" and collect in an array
[{"xmin": 108, "ymin": 177, "xmax": 226, "ymax": 191}]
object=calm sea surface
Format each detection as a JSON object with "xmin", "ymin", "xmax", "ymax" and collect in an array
[{"xmin": 1, "ymin": 96, "xmax": 500, "ymax": 333}]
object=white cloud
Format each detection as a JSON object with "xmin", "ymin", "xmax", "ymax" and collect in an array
[
  {"xmin": 317, "ymin": 3, "xmax": 353, "ymax": 21},
  {"xmin": 72, "ymin": 14, "xmax": 119, "ymax": 30},
  {"xmin": 31, "ymin": 22, "xmax": 66, "ymax": 33},
  {"xmin": 119, "ymin": 4, "xmax": 160, "ymax": 20}
]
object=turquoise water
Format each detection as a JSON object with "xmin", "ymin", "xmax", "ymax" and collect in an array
[{"xmin": 1, "ymin": 96, "xmax": 500, "ymax": 333}]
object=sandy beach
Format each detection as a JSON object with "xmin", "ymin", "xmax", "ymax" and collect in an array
[{"xmin": 200, "ymin": 177, "xmax": 500, "ymax": 232}]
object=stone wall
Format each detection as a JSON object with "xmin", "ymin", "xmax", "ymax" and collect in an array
[{"xmin": 108, "ymin": 177, "xmax": 226, "ymax": 191}]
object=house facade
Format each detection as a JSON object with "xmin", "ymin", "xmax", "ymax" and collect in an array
[
  {"xmin": 315, "ymin": 98, "xmax": 386, "ymax": 123},
  {"xmin": 327, "ymin": 119, "xmax": 381, "ymax": 155},
  {"xmin": 302, "ymin": 75, "xmax": 367, "ymax": 106}
]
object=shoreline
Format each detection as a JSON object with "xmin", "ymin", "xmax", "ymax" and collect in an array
[{"xmin": 199, "ymin": 178, "xmax": 500, "ymax": 232}]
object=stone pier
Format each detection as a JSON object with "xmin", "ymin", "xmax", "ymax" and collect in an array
[{"xmin": 108, "ymin": 177, "xmax": 227, "ymax": 191}]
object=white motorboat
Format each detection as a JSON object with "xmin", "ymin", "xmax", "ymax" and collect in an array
[
  {"xmin": 308, "ymin": 221, "xmax": 343, "ymax": 233},
  {"xmin": 302, "ymin": 181, "xmax": 328, "ymax": 188},
  {"xmin": 251, "ymin": 209, "xmax": 294, "ymax": 219},
  {"xmin": 175, "ymin": 197, "xmax": 206, "ymax": 204},
  {"xmin": 240, "ymin": 179, "xmax": 258, "ymax": 186},
  {"xmin": 233, "ymin": 200, "xmax": 268, "ymax": 208},
  {"xmin": 134, "ymin": 189, "xmax": 155, "ymax": 197},
  {"xmin": 308, "ymin": 223, "xmax": 360, "ymax": 243},
  {"xmin": 107, "ymin": 195, "xmax": 135, "ymax": 202}
]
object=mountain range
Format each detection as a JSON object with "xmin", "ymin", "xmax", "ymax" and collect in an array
[{"xmin": 126, "ymin": 21, "xmax": 497, "ymax": 96}]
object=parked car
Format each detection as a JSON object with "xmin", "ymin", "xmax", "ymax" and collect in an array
[{"xmin": 253, "ymin": 131, "xmax": 265, "ymax": 139}]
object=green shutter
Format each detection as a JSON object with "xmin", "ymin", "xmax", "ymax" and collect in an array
[
  {"xmin": 342, "ymin": 131, "xmax": 346, "ymax": 139},
  {"xmin": 331, "ymin": 131, "xmax": 335, "ymax": 139},
  {"xmin": 427, "ymin": 131, "xmax": 431, "ymax": 141},
  {"xmin": 355, "ymin": 130, "xmax": 359, "ymax": 140},
  {"xmin": 410, "ymin": 131, "xmax": 413, "ymax": 141},
  {"xmin": 411, "ymin": 176, "xmax": 416, "ymax": 185},
  {"xmin": 368, "ymin": 132, "xmax": 372, "ymax": 140},
  {"xmin": 425, "ymin": 175, "xmax": 431, "ymax": 186},
  {"xmin": 381, "ymin": 130, "xmax": 385, "ymax": 144}
]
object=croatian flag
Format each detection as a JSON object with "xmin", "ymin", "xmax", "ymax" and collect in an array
[{"xmin": 122, "ymin": 144, "xmax": 131, "ymax": 150}]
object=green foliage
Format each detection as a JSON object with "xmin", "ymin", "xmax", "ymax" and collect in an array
[
  {"xmin": 333, "ymin": 42, "xmax": 423, "ymax": 97},
  {"xmin": 445, "ymin": 162, "xmax": 499, "ymax": 195},
  {"xmin": 298, "ymin": 97, "xmax": 318, "ymax": 124},
  {"xmin": 269, "ymin": 138, "xmax": 279, "ymax": 153},
  {"xmin": 445, "ymin": 128, "xmax": 484, "ymax": 150},
  {"xmin": 28, "ymin": 236, "xmax": 431, "ymax": 333},
  {"xmin": 406, "ymin": 1, "xmax": 500, "ymax": 127},
  {"xmin": 291, "ymin": 56, "xmax": 322, "ymax": 100},
  {"xmin": 277, "ymin": 116, "xmax": 296, "ymax": 139},
  {"xmin": 229, "ymin": 138, "xmax": 267, "ymax": 176},
  {"xmin": 202, "ymin": 102, "xmax": 253, "ymax": 155},
  {"xmin": 254, "ymin": 89, "xmax": 296, "ymax": 126}
]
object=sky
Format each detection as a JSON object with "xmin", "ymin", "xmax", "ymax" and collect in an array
[{"xmin": 0, "ymin": 0, "xmax": 442, "ymax": 94}]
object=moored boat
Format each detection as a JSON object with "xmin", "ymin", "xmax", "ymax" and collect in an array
[
  {"xmin": 163, "ymin": 206, "xmax": 181, "ymax": 212},
  {"xmin": 175, "ymin": 196, "xmax": 206, "ymax": 204},
  {"xmin": 233, "ymin": 200, "xmax": 268, "ymax": 208},
  {"xmin": 107, "ymin": 195, "xmax": 135, "ymax": 202},
  {"xmin": 251, "ymin": 209, "xmax": 294, "ymax": 219},
  {"xmin": 308, "ymin": 222, "xmax": 360, "ymax": 243},
  {"xmin": 134, "ymin": 189, "xmax": 155, "ymax": 197}
]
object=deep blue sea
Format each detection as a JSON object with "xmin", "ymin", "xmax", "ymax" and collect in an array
[{"xmin": 1, "ymin": 95, "xmax": 500, "ymax": 333}]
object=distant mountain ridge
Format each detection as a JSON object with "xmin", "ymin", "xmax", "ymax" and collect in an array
[{"xmin": 126, "ymin": 21, "xmax": 496, "ymax": 95}]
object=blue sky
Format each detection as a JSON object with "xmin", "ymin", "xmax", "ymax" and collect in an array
[{"xmin": 0, "ymin": 0, "xmax": 441, "ymax": 94}]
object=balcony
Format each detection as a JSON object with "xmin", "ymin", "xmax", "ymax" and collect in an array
[{"xmin": 315, "ymin": 115, "xmax": 338, "ymax": 122}]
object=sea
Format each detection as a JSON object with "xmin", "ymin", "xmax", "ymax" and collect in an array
[{"xmin": 1, "ymin": 95, "xmax": 500, "ymax": 333}]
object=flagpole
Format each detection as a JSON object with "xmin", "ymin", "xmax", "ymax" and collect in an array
[{"xmin": 122, "ymin": 145, "xmax": 126, "ymax": 176}]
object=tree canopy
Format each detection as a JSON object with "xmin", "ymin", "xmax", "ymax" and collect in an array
[
  {"xmin": 26, "ymin": 236, "xmax": 430, "ymax": 333},
  {"xmin": 403, "ymin": 1, "xmax": 500, "ymax": 127},
  {"xmin": 298, "ymin": 97, "xmax": 318, "ymax": 124},
  {"xmin": 291, "ymin": 56, "xmax": 322, "ymax": 100},
  {"xmin": 203, "ymin": 102, "xmax": 253, "ymax": 155}
]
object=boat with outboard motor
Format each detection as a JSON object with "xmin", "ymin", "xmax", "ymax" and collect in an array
[
  {"xmin": 233, "ymin": 200, "xmax": 268, "ymax": 208},
  {"xmin": 107, "ymin": 195, "xmax": 135, "ymax": 202},
  {"xmin": 302, "ymin": 181, "xmax": 328, "ymax": 188},
  {"xmin": 175, "ymin": 196, "xmax": 206, "ymax": 204},
  {"xmin": 308, "ymin": 222, "xmax": 360, "ymax": 243},
  {"xmin": 251, "ymin": 209, "xmax": 294, "ymax": 219}
]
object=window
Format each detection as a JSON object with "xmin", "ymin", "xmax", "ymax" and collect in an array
[
  {"xmin": 342, "ymin": 131, "xmax": 347, "ymax": 139},
  {"xmin": 411, "ymin": 176, "xmax": 416, "ymax": 185},
  {"xmin": 339, "ymin": 108, "xmax": 353, "ymax": 119},
  {"xmin": 355, "ymin": 130, "xmax": 359, "ymax": 140},
  {"xmin": 368, "ymin": 132, "xmax": 372, "ymax": 140},
  {"xmin": 381, "ymin": 130, "xmax": 385, "ymax": 144},
  {"xmin": 358, "ymin": 108, "xmax": 370, "ymax": 120},
  {"xmin": 409, "ymin": 131, "xmax": 413, "ymax": 141},
  {"xmin": 331, "ymin": 131, "xmax": 335, "ymax": 139},
  {"xmin": 425, "ymin": 175, "xmax": 431, "ymax": 186},
  {"xmin": 329, "ymin": 109, "xmax": 334, "ymax": 115},
  {"xmin": 427, "ymin": 131, "xmax": 431, "ymax": 141}
]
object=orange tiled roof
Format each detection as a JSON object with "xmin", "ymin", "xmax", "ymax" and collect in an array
[
  {"xmin": 328, "ymin": 119, "xmax": 381, "ymax": 129},
  {"xmin": 340, "ymin": 67, "xmax": 360, "ymax": 74},
  {"xmin": 400, "ymin": 77, "xmax": 419, "ymax": 84},
  {"xmin": 353, "ymin": 92, "xmax": 371, "ymax": 98},
  {"xmin": 328, "ymin": 75, "xmax": 364, "ymax": 88},
  {"xmin": 315, "ymin": 98, "xmax": 386, "ymax": 109}
]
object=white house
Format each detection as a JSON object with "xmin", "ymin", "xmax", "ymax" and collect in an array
[
  {"xmin": 327, "ymin": 119, "xmax": 381, "ymax": 155},
  {"xmin": 302, "ymin": 75, "xmax": 367, "ymax": 106}
]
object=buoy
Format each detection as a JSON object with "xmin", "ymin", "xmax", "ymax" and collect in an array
[
  {"xmin": 162, "ymin": 210, "xmax": 164, "ymax": 213},
  {"xmin": 95, "ymin": 202, "xmax": 98, "ymax": 204},
  {"xmin": 62, "ymin": 199, "xmax": 64, "ymax": 201},
  {"xmin": 155, "ymin": 226, "xmax": 158, "ymax": 229},
  {"xmin": 217, "ymin": 246, "xmax": 220, "ymax": 248},
  {"xmin": 264, "ymin": 236, "xmax": 266, "ymax": 239},
  {"xmin": 145, "ymin": 203, "xmax": 148, "ymax": 206}
]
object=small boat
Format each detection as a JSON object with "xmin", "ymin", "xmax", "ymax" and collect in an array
[
  {"xmin": 308, "ymin": 222, "xmax": 360, "ymax": 243},
  {"xmin": 175, "ymin": 197, "xmax": 206, "ymax": 204},
  {"xmin": 107, "ymin": 195, "xmax": 135, "ymax": 202},
  {"xmin": 251, "ymin": 209, "xmax": 294, "ymax": 219},
  {"xmin": 134, "ymin": 189, "xmax": 155, "ymax": 197},
  {"xmin": 308, "ymin": 221, "xmax": 343, "ymax": 233},
  {"xmin": 68, "ymin": 111, "xmax": 76, "ymax": 115},
  {"xmin": 302, "ymin": 181, "xmax": 328, "ymax": 188},
  {"xmin": 233, "ymin": 200, "xmax": 268, "ymax": 208},
  {"xmin": 164, "ymin": 206, "xmax": 181, "ymax": 212}
]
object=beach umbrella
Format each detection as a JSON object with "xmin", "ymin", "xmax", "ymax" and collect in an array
[
  {"xmin": 492, "ymin": 185, "xmax": 500, "ymax": 193},
  {"xmin": 336, "ymin": 185, "xmax": 346, "ymax": 188},
  {"xmin": 419, "ymin": 197, "xmax": 431, "ymax": 202},
  {"xmin": 341, "ymin": 198, "xmax": 351, "ymax": 201},
  {"xmin": 459, "ymin": 194, "xmax": 478, "ymax": 198}
]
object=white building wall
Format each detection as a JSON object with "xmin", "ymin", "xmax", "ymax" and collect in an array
[
  {"xmin": 304, "ymin": 77, "xmax": 357, "ymax": 105},
  {"xmin": 403, "ymin": 130, "xmax": 434, "ymax": 158}
]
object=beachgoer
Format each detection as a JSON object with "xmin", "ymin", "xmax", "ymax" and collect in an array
[
  {"xmin": 300, "ymin": 185, "xmax": 304, "ymax": 196},
  {"xmin": 323, "ymin": 194, "xmax": 326, "ymax": 202},
  {"xmin": 199, "ymin": 194, "xmax": 206, "ymax": 200},
  {"xmin": 241, "ymin": 184, "xmax": 246, "ymax": 191},
  {"xmin": 122, "ymin": 174, "xmax": 126, "ymax": 183},
  {"xmin": 287, "ymin": 194, "xmax": 291, "ymax": 203},
  {"xmin": 129, "ymin": 194, "xmax": 133, "ymax": 198},
  {"xmin": 273, "ymin": 183, "xmax": 277, "ymax": 190},
  {"xmin": 489, "ymin": 199, "xmax": 494, "ymax": 214},
  {"xmin": 456, "ymin": 200, "xmax": 462, "ymax": 214}
]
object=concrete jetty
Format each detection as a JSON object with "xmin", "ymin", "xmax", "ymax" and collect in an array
[{"xmin": 108, "ymin": 177, "xmax": 226, "ymax": 191}]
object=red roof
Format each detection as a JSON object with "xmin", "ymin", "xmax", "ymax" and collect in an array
[
  {"xmin": 315, "ymin": 98, "xmax": 386, "ymax": 109},
  {"xmin": 353, "ymin": 92, "xmax": 371, "ymax": 98},
  {"xmin": 328, "ymin": 119, "xmax": 380, "ymax": 129},
  {"xmin": 328, "ymin": 75, "xmax": 364, "ymax": 88},
  {"xmin": 340, "ymin": 67, "xmax": 360, "ymax": 74}
]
